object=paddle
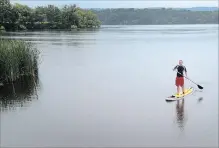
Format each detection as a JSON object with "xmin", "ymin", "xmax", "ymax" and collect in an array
[{"xmin": 174, "ymin": 70, "xmax": 204, "ymax": 90}]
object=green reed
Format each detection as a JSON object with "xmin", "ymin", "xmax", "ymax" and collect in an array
[{"xmin": 0, "ymin": 39, "xmax": 40, "ymax": 83}]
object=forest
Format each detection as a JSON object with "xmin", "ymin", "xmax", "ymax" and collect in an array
[
  {"xmin": 0, "ymin": 0, "xmax": 101, "ymax": 31},
  {"xmin": 1, "ymin": 0, "xmax": 218, "ymax": 31},
  {"xmin": 91, "ymin": 8, "xmax": 219, "ymax": 25}
]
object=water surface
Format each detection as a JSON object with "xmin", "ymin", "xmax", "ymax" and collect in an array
[{"xmin": 0, "ymin": 24, "xmax": 218, "ymax": 147}]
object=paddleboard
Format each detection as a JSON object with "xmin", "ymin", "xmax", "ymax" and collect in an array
[{"xmin": 166, "ymin": 87, "xmax": 194, "ymax": 101}]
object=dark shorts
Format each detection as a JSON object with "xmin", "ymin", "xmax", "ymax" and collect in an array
[{"xmin": 175, "ymin": 77, "xmax": 184, "ymax": 86}]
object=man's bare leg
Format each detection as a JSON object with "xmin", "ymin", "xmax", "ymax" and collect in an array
[
  {"xmin": 182, "ymin": 85, "xmax": 185, "ymax": 94},
  {"xmin": 177, "ymin": 86, "xmax": 180, "ymax": 95}
]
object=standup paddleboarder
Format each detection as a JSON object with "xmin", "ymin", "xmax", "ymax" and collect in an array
[{"xmin": 173, "ymin": 60, "xmax": 187, "ymax": 95}]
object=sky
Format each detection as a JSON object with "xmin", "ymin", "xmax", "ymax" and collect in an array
[{"xmin": 11, "ymin": 0, "xmax": 219, "ymax": 8}]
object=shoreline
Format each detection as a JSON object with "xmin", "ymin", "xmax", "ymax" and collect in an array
[{"xmin": 1, "ymin": 24, "xmax": 218, "ymax": 33}]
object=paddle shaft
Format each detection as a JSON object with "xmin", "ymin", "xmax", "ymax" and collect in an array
[{"xmin": 176, "ymin": 71, "xmax": 199, "ymax": 86}]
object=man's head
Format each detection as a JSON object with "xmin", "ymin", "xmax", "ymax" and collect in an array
[{"xmin": 179, "ymin": 60, "xmax": 183, "ymax": 65}]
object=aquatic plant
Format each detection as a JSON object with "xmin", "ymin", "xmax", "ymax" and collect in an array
[
  {"xmin": 0, "ymin": 74, "xmax": 39, "ymax": 111},
  {"xmin": 0, "ymin": 39, "xmax": 40, "ymax": 84}
]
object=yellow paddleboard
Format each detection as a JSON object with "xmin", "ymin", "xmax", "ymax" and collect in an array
[{"xmin": 166, "ymin": 87, "xmax": 194, "ymax": 101}]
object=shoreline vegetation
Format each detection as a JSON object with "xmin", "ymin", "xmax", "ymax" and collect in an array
[
  {"xmin": 0, "ymin": 39, "xmax": 39, "ymax": 86},
  {"xmin": 0, "ymin": 0, "xmax": 101, "ymax": 31}
]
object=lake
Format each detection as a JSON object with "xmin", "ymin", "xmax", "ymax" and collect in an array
[{"xmin": 0, "ymin": 24, "xmax": 218, "ymax": 147}]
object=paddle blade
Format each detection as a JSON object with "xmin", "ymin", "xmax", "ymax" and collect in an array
[{"xmin": 197, "ymin": 85, "xmax": 203, "ymax": 89}]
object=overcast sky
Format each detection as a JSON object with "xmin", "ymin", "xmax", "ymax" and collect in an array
[{"xmin": 11, "ymin": 0, "xmax": 218, "ymax": 8}]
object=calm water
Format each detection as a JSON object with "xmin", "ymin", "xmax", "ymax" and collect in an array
[{"xmin": 0, "ymin": 25, "xmax": 218, "ymax": 147}]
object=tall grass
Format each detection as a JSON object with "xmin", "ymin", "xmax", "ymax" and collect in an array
[{"xmin": 0, "ymin": 39, "xmax": 40, "ymax": 83}]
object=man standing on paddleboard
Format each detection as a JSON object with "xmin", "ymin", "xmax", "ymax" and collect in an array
[{"xmin": 173, "ymin": 60, "xmax": 187, "ymax": 95}]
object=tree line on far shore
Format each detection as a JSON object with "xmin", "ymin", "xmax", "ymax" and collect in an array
[
  {"xmin": 0, "ymin": 0, "xmax": 101, "ymax": 31},
  {"xmin": 91, "ymin": 8, "xmax": 219, "ymax": 25},
  {"xmin": 1, "ymin": 0, "xmax": 218, "ymax": 32}
]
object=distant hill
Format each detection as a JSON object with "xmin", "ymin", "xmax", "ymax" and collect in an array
[
  {"xmin": 91, "ymin": 8, "xmax": 218, "ymax": 25},
  {"xmin": 90, "ymin": 7, "xmax": 219, "ymax": 12}
]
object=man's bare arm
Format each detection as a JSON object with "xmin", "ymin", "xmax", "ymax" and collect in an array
[{"xmin": 184, "ymin": 67, "xmax": 187, "ymax": 77}]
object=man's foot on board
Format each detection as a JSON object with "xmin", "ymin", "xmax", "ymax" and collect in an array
[{"xmin": 176, "ymin": 94, "xmax": 180, "ymax": 98}]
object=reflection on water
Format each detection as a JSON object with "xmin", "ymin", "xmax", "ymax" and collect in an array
[
  {"xmin": 0, "ymin": 76, "xmax": 39, "ymax": 111},
  {"xmin": 0, "ymin": 31, "xmax": 99, "ymax": 46},
  {"xmin": 176, "ymin": 99, "xmax": 186, "ymax": 131},
  {"xmin": 197, "ymin": 97, "xmax": 204, "ymax": 103}
]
